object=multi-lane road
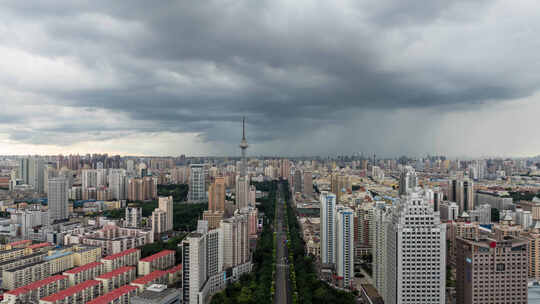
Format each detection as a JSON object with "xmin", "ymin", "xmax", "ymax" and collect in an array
[{"xmin": 275, "ymin": 185, "xmax": 291, "ymax": 304}]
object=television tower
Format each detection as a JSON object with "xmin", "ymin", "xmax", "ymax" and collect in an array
[{"xmin": 239, "ymin": 117, "xmax": 249, "ymax": 177}]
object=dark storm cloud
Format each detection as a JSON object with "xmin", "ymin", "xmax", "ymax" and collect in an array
[{"xmin": 0, "ymin": 0, "xmax": 538, "ymax": 154}]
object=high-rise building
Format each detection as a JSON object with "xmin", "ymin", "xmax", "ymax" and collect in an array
[
  {"xmin": 127, "ymin": 177, "xmax": 157, "ymax": 201},
  {"xmin": 158, "ymin": 196, "xmax": 174, "ymax": 232},
  {"xmin": 456, "ymin": 237, "xmax": 528, "ymax": 304},
  {"xmin": 448, "ymin": 178, "xmax": 458, "ymax": 202},
  {"xmin": 188, "ymin": 164, "xmax": 206, "ymax": 202},
  {"xmin": 398, "ymin": 166, "xmax": 417, "ymax": 196},
  {"xmin": 19, "ymin": 158, "xmax": 45, "ymax": 193},
  {"xmin": 19, "ymin": 158, "xmax": 30, "ymax": 184},
  {"xmin": 336, "ymin": 206, "xmax": 354, "ymax": 288},
  {"xmin": 280, "ymin": 159, "xmax": 290, "ymax": 180},
  {"xmin": 181, "ymin": 226, "xmax": 224, "ymax": 304},
  {"xmin": 302, "ymin": 170, "xmax": 313, "ymax": 196},
  {"xmin": 386, "ymin": 192, "xmax": 446, "ymax": 304},
  {"xmin": 447, "ymin": 221, "xmax": 480, "ymax": 266},
  {"xmin": 48, "ymin": 177, "xmax": 69, "ymax": 224},
  {"xmin": 82, "ymin": 169, "xmax": 98, "ymax": 191},
  {"xmin": 293, "ymin": 169, "xmax": 302, "ymax": 193},
  {"xmin": 320, "ymin": 191, "xmax": 337, "ymax": 265},
  {"xmin": 457, "ymin": 179, "xmax": 475, "ymax": 212},
  {"xmin": 373, "ymin": 204, "xmax": 392, "ymax": 302},
  {"xmin": 29, "ymin": 158, "xmax": 45, "ymax": 193},
  {"xmin": 108, "ymin": 169, "xmax": 127, "ymax": 200},
  {"xmin": 220, "ymin": 212, "xmax": 249, "ymax": 268},
  {"xmin": 125, "ymin": 207, "xmax": 142, "ymax": 228},
  {"xmin": 235, "ymin": 176, "xmax": 250, "ymax": 210},
  {"xmin": 209, "ymin": 177, "xmax": 225, "ymax": 212},
  {"xmin": 525, "ymin": 224, "xmax": 540, "ymax": 281},
  {"xmin": 203, "ymin": 210, "xmax": 224, "ymax": 230},
  {"xmin": 182, "ymin": 232, "xmax": 206, "ymax": 304},
  {"xmin": 440, "ymin": 202, "xmax": 459, "ymax": 221},
  {"xmin": 151, "ymin": 209, "xmax": 167, "ymax": 235}
]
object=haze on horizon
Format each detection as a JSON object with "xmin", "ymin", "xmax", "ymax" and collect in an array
[{"xmin": 1, "ymin": 1, "xmax": 539, "ymax": 158}]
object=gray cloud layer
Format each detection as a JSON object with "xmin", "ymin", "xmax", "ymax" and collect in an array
[{"xmin": 0, "ymin": 0, "xmax": 539, "ymax": 156}]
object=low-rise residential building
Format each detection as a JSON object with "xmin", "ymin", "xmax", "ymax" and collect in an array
[
  {"xmin": 3, "ymin": 275, "xmax": 69, "ymax": 304},
  {"xmin": 0, "ymin": 248, "xmax": 26, "ymax": 263},
  {"xmin": 130, "ymin": 270, "xmax": 168, "ymax": 292},
  {"xmin": 86, "ymin": 284, "xmax": 139, "ymax": 304},
  {"xmin": 0, "ymin": 252, "xmax": 46, "ymax": 277},
  {"xmin": 2, "ymin": 251, "xmax": 74, "ymax": 290},
  {"xmin": 101, "ymin": 248, "xmax": 140, "ymax": 273},
  {"xmin": 25, "ymin": 242, "xmax": 54, "ymax": 255},
  {"xmin": 95, "ymin": 266, "xmax": 136, "ymax": 293},
  {"xmin": 72, "ymin": 245, "xmax": 102, "ymax": 266},
  {"xmin": 63, "ymin": 262, "xmax": 104, "ymax": 286},
  {"xmin": 137, "ymin": 250, "xmax": 175, "ymax": 276},
  {"xmin": 1, "ymin": 240, "xmax": 32, "ymax": 250},
  {"xmin": 166, "ymin": 264, "xmax": 182, "ymax": 285},
  {"xmin": 65, "ymin": 224, "xmax": 153, "ymax": 256},
  {"xmin": 39, "ymin": 280, "xmax": 103, "ymax": 304}
]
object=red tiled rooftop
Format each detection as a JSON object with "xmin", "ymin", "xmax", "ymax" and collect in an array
[
  {"xmin": 102, "ymin": 248, "xmax": 139, "ymax": 261},
  {"xmin": 64, "ymin": 262, "xmax": 103, "ymax": 274},
  {"xmin": 140, "ymin": 250, "xmax": 174, "ymax": 262},
  {"xmin": 40, "ymin": 280, "xmax": 101, "ymax": 302},
  {"xmin": 28, "ymin": 242, "xmax": 51, "ymax": 249},
  {"xmin": 5, "ymin": 275, "xmax": 67, "ymax": 296},
  {"xmin": 166, "ymin": 264, "xmax": 182, "ymax": 273},
  {"xmin": 86, "ymin": 285, "xmax": 138, "ymax": 304},
  {"xmin": 9, "ymin": 240, "xmax": 31, "ymax": 247},
  {"xmin": 130, "ymin": 270, "xmax": 167, "ymax": 285},
  {"xmin": 96, "ymin": 266, "xmax": 135, "ymax": 280}
]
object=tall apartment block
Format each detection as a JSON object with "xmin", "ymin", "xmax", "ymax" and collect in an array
[
  {"xmin": 158, "ymin": 196, "xmax": 174, "ymax": 231},
  {"xmin": 320, "ymin": 191, "xmax": 337, "ymax": 265},
  {"xmin": 189, "ymin": 164, "xmax": 206, "ymax": 202},
  {"xmin": 336, "ymin": 206, "xmax": 354, "ymax": 288},
  {"xmin": 48, "ymin": 177, "xmax": 69, "ymax": 224}
]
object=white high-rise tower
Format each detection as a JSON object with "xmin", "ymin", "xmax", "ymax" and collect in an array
[
  {"xmin": 320, "ymin": 191, "xmax": 337, "ymax": 265},
  {"xmin": 336, "ymin": 206, "xmax": 354, "ymax": 288},
  {"xmin": 386, "ymin": 191, "xmax": 446, "ymax": 304}
]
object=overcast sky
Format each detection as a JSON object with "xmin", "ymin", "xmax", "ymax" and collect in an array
[{"xmin": 0, "ymin": 0, "xmax": 539, "ymax": 157}]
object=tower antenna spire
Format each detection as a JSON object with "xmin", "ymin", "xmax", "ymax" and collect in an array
[{"xmin": 242, "ymin": 116, "xmax": 246, "ymax": 140}]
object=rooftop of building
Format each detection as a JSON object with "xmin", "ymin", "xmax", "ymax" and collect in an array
[
  {"xmin": 86, "ymin": 284, "xmax": 139, "ymax": 304},
  {"xmin": 458, "ymin": 236, "xmax": 528, "ymax": 248},
  {"xmin": 102, "ymin": 248, "xmax": 139, "ymax": 261},
  {"xmin": 5, "ymin": 275, "xmax": 67, "ymax": 296},
  {"xmin": 28, "ymin": 242, "xmax": 52, "ymax": 249},
  {"xmin": 7, "ymin": 239, "xmax": 31, "ymax": 247},
  {"xmin": 63, "ymin": 261, "xmax": 103, "ymax": 274},
  {"xmin": 166, "ymin": 263, "xmax": 182, "ymax": 272},
  {"xmin": 96, "ymin": 266, "xmax": 135, "ymax": 280},
  {"xmin": 132, "ymin": 285, "xmax": 180, "ymax": 301},
  {"xmin": 44, "ymin": 251, "xmax": 73, "ymax": 261},
  {"xmin": 131, "ymin": 270, "xmax": 167, "ymax": 285},
  {"xmin": 40, "ymin": 280, "xmax": 101, "ymax": 302},
  {"xmin": 139, "ymin": 250, "xmax": 174, "ymax": 263},
  {"xmin": 4, "ymin": 260, "xmax": 44, "ymax": 272}
]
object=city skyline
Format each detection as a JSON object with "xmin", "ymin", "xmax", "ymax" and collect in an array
[{"xmin": 1, "ymin": 1, "xmax": 540, "ymax": 157}]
